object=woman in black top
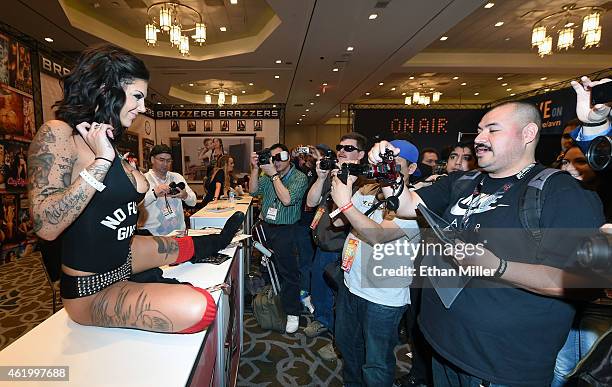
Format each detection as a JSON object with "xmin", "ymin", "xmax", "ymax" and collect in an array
[
  {"xmin": 27, "ymin": 44, "xmax": 241, "ymax": 334},
  {"xmin": 203, "ymin": 154, "xmax": 234, "ymax": 205}
]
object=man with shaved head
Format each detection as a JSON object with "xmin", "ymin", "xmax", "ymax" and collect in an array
[{"xmin": 368, "ymin": 102, "xmax": 605, "ymax": 386}]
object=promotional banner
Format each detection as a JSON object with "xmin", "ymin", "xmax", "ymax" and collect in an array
[
  {"xmin": 154, "ymin": 108, "xmax": 281, "ymax": 120},
  {"xmin": 519, "ymin": 87, "xmax": 577, "ymax": 134}
]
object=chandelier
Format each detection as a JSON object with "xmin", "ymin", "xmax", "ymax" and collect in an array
[
  {"xmin": 204, "ymin": 83, "xmax": 238, "ymax": 106},
  {"xmin": 531, "ymin": 4, "xmax": 604, "ymax": 57},
  {"xmin": 404, "ymin": 87, "xmax": 442, "ymax": 106},
  {"xmin": 145, "ymin": 2, "xmax": 206, "ymax": 56}
]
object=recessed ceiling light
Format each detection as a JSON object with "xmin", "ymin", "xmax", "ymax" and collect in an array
[
  {"xmin": 157, "ymin": 102, "xmax": 161, "ymax": 104},
  {"xmin": 390, "ymin": 87, "xmax": 396, "ymax": 91},
  {"xmin": 44, "ymin": 37, "xmax": 54, "ymax": 43},
  {"xmin": 189, "ymin": 83, "xmax": 194, "ymax": 86},
  {"xmin": 305, "ymin": 109, "xmax": 310, "ymax": 112},
  {"xmin": 335, "ymin": 114, "xmax": 339, "ymax": 117},
  {"xmin": 272, "ymin": 104, "xmax": 276, "ymax": 108},
  {"xmin": 249, "ymin": 82, "xmax": 254, "ymax": 86},
  {"xmin": 322, "ymin": 82, "xmax": 328, "ymax": 86},
  {"xmin": 220, "ymin": 26, "xmax": 227, "ymax": 32},
  {"xmin": 297, "ymin": 122, "xmax": 300, "ymax": 125},
  {"xmin": 461, "ymin": 82, "xmax": 467, "ymax": 86},
  {"xmin": 310, "ymin": 102, "xmax": 315, "ymax": 105},
  {"xmin": 565, "ymin": 22, "xmax": 575, "ymax": 28},
  {"xmin": 484, "ymin": 2, "xmax": 494, "ymax": 8},
  {"xmin": 544, "ymin": 88, "xmax": 550, "ymax": 92},
  {"xmin": 274, "ymin": 75, "xmax": 280, "ymax": 79},
  {"xmin": 494, "ymin": 21, "xmax": 504, "ymax": 27},
  {"xmin": 409, "ymin": 76, "xmax": 414, "ymax": 79},
  {"xmin": 230, "ymin": 0, "xmax": 238, "ymax": 4},
  {"xmin": 504, "ymin": 37, "xmax": 511, "ymax": 41},
  {"xmin": 540, "ymin": 77, "xmax": 548, "ymax": 80},
  {"xmin": 365, "ymin": 92, "xmax": 370, "ymax": 95},
  {"xmin": 315, "ymin": 93, "xmax": 320, "ymax": 97},
  {"xmin": 275, "ymin": 59, "xmax": 282, "ymax": 64},
  {"xmin": 241, "ymin": 90, "xmax": 246, "ymax": 93},
  {"xmin": 332, "ymin": 68, "xmax": 339, "ymax": 72},
  {"xmin": 347, "ymin": 46, "xmax": 354, "ymax": 51},
  {"xmin": 299, "ymin": 118, "xmax": 303, "ymax": 121},
  {"xmin": 452, "ymin": 76, "xmax": 459, "ymax": 80},
  {"xmin": 342, "ymin": 109, "xmax": 346, "ymax": 113},
  {"xmin": 401, "ymin": 92, "xmax": 406, "ymax": 96},
  {"xmin": 301, "ymin": 114, "xmax": 306, "ymax": 117},
  {"xmin": 379, "ymin": 82, "xmax": 384, "ymax": 86},
  {"xmin": 368, "ymin": 14, "xmax": 378, "ymax": 20},
  {"xmin": 474, "ymin": 92, "xmax": 480, "ymax": 95},
  {"xmin": 439, "ymin": 36, "xmax": 448, "ymax": 41},
  {"xmin": 501, "ymin": 82, "xmax": 508, "ymax": 86},
  {"xmin": 510, "ymin": 93, "xmax": 516, "ymax": 96},
  {"xmin": 180, "ymin": 105, "xmax": 184, "ymax": 107},
  {"xmin": 429, "ymin": 88, "xmax": 434, "ymax": 91},
  {"xmin": 506, "ymin": 88, "xmax": 512, "ymax": 91},
  {"xmin": 497, "ymin": 76, "xmax": 503, "ymax": 80}
]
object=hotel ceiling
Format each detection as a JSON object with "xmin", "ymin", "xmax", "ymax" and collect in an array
[{"xmin": 1, "ymin": 0, "xmax": 610, "ymax": 126}]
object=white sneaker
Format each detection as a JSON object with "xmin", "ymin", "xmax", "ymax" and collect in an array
[
  {"xmin": 301, "ymin": 295, "xmax": 315, "ymax": 314},
  {"xmin": 286, "ymin": 315, "xmax": 299, "ymax": 333}
]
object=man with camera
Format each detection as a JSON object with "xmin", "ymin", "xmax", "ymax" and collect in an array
[
  {"xmin": 250, "ymin": 143, "xmax": 308, "ymax": 333},
  {"xmin": 138, "ymin": 144, "xmax": 197, "ymax": 236},
  {"xmin": 329, "ymin": 139, "xmax": 421, "ymax": 386},
  {"xmin": 303, "ymin": 133, "xmax": 367, "ymax": 359},
  {"xmin": 368, "ymin": 102, "xmax": 606, "ymax": 386}
]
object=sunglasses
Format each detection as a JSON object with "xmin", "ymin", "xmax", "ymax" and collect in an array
[{"xmin": 336, "ymin": 144, "xmax": 362, "ymax": 152}]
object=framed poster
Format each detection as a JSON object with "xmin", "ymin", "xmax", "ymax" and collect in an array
[
  {"xmin": 0, "ymin": 140, "xmax": 29, "ymax": 192},
  {"xmin": 170, "ymin": 119, "xmax": 179, "ymax": 132},
  {"xmin": 204, "ymin": 120, "xmax": 212, "ymax": 132},
  {"xmin": 180, "ymin": 134, "xmax": 255, "ymax": 182},
  {"xmin": 254, "ymin": 119, "xmax": 263, "ymax": 132},
  {"xmin": 187, "ymin": 120, "xmax": 196, "ymax": 132},
  {"xmin": 115, "ymin": 131, "xmax": 139, "ymax": 162},
  {"xmin": 237, "ymin": 120, "xmax": 246, "ymax": 131},
  {"xmin": 220, "ymin": 120, "xmax": 229, "ymax": 132},
  {"xmin": 142, "ymin": 138, "xmax": 155, "ymax": 170}
]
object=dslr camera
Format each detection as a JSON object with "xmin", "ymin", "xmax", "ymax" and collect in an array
[
  {"xmin": 257, "ymin": 149, "xmax": 290, "ymax": 166},
  {"xmin": 336, "ymin": 149, "xmax": 401, "ymax": 184},
  {"xmin": 586, "ymin": 135, "xmax": 611, "ymax": 171},
  {"xmin": 576, "ymin": 231, "xmax": 612, "ymax": 277},
  {"xmin": 168, "ymin": 181, "xmax": 186, "ymax": 195},
  {"xmin": 318, "ymin": 149, "xmax": 338, "ymax": 170}
]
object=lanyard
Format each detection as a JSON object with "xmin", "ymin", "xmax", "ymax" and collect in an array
[{"xmin": 460, "ymin": 163, "xmax": 536, "ymax": 230}]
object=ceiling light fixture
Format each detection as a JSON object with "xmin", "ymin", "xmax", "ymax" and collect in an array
[
  {"xmin": 274, "ymin": 75, "xmax": 280, "ymax": 79},
  {"xmin": 315, "ymin": 93, "xmax": 320, "ymax": 97},
  {"xmin": 409, "ymin": 84, "xmax": 442, "ymax": 105},
  {"xmin": 409, "ymin": 76, "xmax": 414, "ymax": 79},
  {"xmin": 44, "ymin": 37, "xmax": 54, "ymax": 43},
  {"xmin": 204, "ymin": 82, "xmax": 238, "ymax": 106},
  {"xmin": 332, "ymin": 68, "xmax": 339, "ymax": 72},
  {"xmin": 347, "ymin": 46, "xmax": 354, "ymax": 51},
  {"xmin": 484, "ymin": 2, "xmax": 494, "ymax": 8},
  {"xmin": 379, "ymin": 82, "xmax": 384, "ymax": 86},
  {"xmin": 391, "ymin": 87, "xmax": 396, "ymax": 91},
  {"xmin": 145, "ymin": 2, "xmax": 207, "ymax": 56},
  {"xmin": 322, "ymin": 82, "xmax": 328, "ymax": 86},
  {"xmin": 452, "ymin": 76, "xmax": 459, "ymax": 80},
  {"xmin": 501, "ymin": 82, "xmax": 508, "ymax": 86},
  {"xmin": 219, "ymin": 26, "xmax": 227, "ymax": 32},
  {"xmin": 540, "ymin": 77, "xmax": 548, "ymax": 80},
  {"xmin": 494, "ymin": 21, "xmax": 504, "ymax": 27},
  {"xmin": 404, "ymin": 96, "xmax": 412, "ymax": 105},
  {"xmin": 506, "ymin": 88, "xmax": 512, "ymax": 91},
  {"xmin": 275, "ymin": 59, "xmax": 282, "ymax": 64},
  {"xmin": 474, "ymin": 92, "xmax": 480, "ymax": 95},
  {"xmin": 365, "ymin": 92, "xmax": 370, "ymax": 95},
  {"xmin": 531, "ymin": 4, "xmax": 604, "ymax": 57},
  {"xmin": 306, "ymin": 109, "xmax": 310, "ymax": 112},
  {"xmin": 497, "ymin": 76, "xmax": 503, "ymax": 80},
  {"xmin": 230, "ymin": 0, "xmax": 238, "ymax": 4},
  {"xmin": 189, "ymin": 83, "xmax": 194, "ymax": 86},
  {"xmin": 461, "ymin": 82, "xmax": 467, "ymax": 86},
  {"xmin": 440, "ymin": 36, "xmax": 448, "ymax": 41},
  {"xmin": 248, "ymin": 82, "xmax": 253, "ymax": 86},
  {"xmin": 368, "ymin": 14, "xmax": 378, "ymax": 20}
]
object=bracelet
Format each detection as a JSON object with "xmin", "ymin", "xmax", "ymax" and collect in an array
[
  {"xmin": 494, "ymin": 258, "xmax": 508, "ymax": 278},
  {"xmin": 80, "ymin": 169, "xmax": 106, "ymax": 192},
  {"xmin": 329, "ymin": 202, "xmax": 353, "ymax": 218},
  {"xmin": 94, "ymin": 157, "xmax": 113, "ymax": 164},
  {"xmin": 581, "ymin": 119, "xmax": 608, "ymax": 127}
]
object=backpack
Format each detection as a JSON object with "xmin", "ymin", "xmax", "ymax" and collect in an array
[{"xmin": 449, "ymin": 165, "xmax": 563, "ymax": 243}]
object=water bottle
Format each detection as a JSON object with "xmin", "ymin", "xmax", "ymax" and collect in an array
[{"xmin": 229, "ymin": 190, "xmax": 236, "ymax": 204}]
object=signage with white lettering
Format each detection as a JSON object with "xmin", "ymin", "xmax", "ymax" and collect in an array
[{"xmin": 154, "ymin": 109, "xmax": 280, "ymax": 119}]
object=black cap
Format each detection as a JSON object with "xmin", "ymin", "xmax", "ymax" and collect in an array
[{"xmin": 150, "ymin": 144, "xmax": 172, "ymax": 157}]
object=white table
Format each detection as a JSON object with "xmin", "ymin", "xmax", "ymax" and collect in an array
[{"xmin": 0, "ymin": 246, "xmax": 243, "ymax": 387}]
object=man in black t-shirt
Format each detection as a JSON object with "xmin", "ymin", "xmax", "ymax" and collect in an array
[{"xmin": 368, "ymin": 102, "xmax": 605, "ymax": 386}]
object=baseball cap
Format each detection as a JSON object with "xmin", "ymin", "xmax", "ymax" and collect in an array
[
  {"xmin": 390, "ymin": 140, "xmax": 421, "ymax": 176},
  {"xmin": 150, "ymin": 144, "xmax": 172, "ymax": 157}
]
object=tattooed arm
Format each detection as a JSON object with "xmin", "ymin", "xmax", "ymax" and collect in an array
[{"xmin": 28, "ymin": 121, "xmax": 113, "ymax": 241}]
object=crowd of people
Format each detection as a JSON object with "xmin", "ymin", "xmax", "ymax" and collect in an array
[{"xmin": 25, "ymin": 42, "xmax": 611, "ymax": 386}]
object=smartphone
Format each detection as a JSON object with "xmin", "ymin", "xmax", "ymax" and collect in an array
[{"xmin": 591, "ymin": 81, "xmax": 612, "ymax": 105}]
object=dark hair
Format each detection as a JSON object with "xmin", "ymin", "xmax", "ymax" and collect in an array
[
  {"xmin": 270, "ymin": 143, "xmax": 289, "ymax": 153},
  {"xmin": 420, "ymin": 147, "xmax": 440, "ymax": 159},
  {"xmin": 340, "ymin": 132, "xmax": 368, "ymax": 151},
  {"xmin": 53, "ymin": 44, "xmax": 149, "ymax": 140}
]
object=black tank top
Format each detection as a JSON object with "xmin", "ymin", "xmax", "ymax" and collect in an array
[{"xmin": 61, "ymin": 157, "xmax": 145, "ymax": 273}]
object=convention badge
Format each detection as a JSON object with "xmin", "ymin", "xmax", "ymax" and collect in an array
[
  {"xmin": 341, "ymin": 238, "xmax": 360, "ymax": 273},
  {"xmin": 310, "ymin": 207, "xmax": 326, "ymax": 230},
  {"xmin": 162, "ymin": 206, "xmax": 176, "ymax": 219},
  {"xmin": 265, "ymin": 207, "xmax": 278, "ymax": 221}
]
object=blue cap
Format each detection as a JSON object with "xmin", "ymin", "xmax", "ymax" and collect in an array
[{"xmin": 390, "ymin": 140, "xmax": 420, "ymax": 176}]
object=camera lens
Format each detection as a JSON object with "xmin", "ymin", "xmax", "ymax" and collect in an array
[
  {"xmin": 586, "ymin": 135, "xmax": 612, "ymax": 171},
  {"xmin": 576, "ymin": 233, "xmax": 612, "ymax": 275}
]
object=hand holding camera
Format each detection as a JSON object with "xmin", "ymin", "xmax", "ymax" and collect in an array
[{"xmin": 168, "ymin": 181, "xmax": 186, "ymax": 197}]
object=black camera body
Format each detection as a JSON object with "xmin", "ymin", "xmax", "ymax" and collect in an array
[
  {"xmin": 336, "ymin": 149, "xmax": 401, "ymax": 184},
  {"xmin": 168, "ymin": 181, "xmax": 186, "ymax": 195},
  {"xmin": 319, "ymin": 149, "xmax": 338, "ymax": 171},
  {"xmin": 257, "ymin": 149, "xmax": 272, "ymax": 166}
]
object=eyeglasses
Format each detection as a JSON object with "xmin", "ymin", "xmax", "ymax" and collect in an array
[
  {"xmin": 336, "ymin": 144, "xmax": 362, "ymax": 152},
  {"xmin": 154, "ymin": 157, "xmax": 173, "ymax": 163}
]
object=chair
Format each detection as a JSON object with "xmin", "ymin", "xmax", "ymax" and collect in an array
[{"xmin": 37, "ymin": 240, "xmax": 62, "ymax": 314}]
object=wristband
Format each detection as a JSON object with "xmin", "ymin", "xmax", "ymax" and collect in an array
[
  {"xmin": 494, "ymin": 258, "xmax": 508, "ymax": 278},
  {"xmin": 95, "ymin": 157, "xmax": 113, "ymax": 164},
  {"xmin": 80, "ymin": 169, "xmax": 106, "ymax": 192},
  {"xmin": 271, "ymin": 174, "xmax": 280, "ymax": 182},
  {"xmin": 581, "ymin": 119, "xmax": 608, "ymax": 127},
  {"xmin": 329, "ymin": 202, "xmax": 353, "ymax": 218}
]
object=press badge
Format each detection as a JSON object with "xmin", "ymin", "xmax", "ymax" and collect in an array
[
  {"xmin": 341, "ymin": 238, "xmax": 360, "ymax": 273},
  {"xmin": 266, "ymin": 207, "xmax": 278, "ymax": 221},
  {"xmin": 310, "ymin": 207, "xmax": 325, "ymax": 230},
  {"xmin": 162, "ymin": 206, "xmax": 176, "ymax": 219}
]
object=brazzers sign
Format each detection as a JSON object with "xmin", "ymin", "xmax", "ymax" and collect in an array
[{"xmin": 154, "ymin": 109, "xmax": 280, "ymax": 119}]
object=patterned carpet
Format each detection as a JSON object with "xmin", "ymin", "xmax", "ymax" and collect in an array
[{"xmin": 0, "ymin": 254, "xmax": 413, "ymax": 386}]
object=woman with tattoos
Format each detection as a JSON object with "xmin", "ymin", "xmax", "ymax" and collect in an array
[{"xmin": 27, "ymin": 44, "xmax": 243, "ymax": 333}]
